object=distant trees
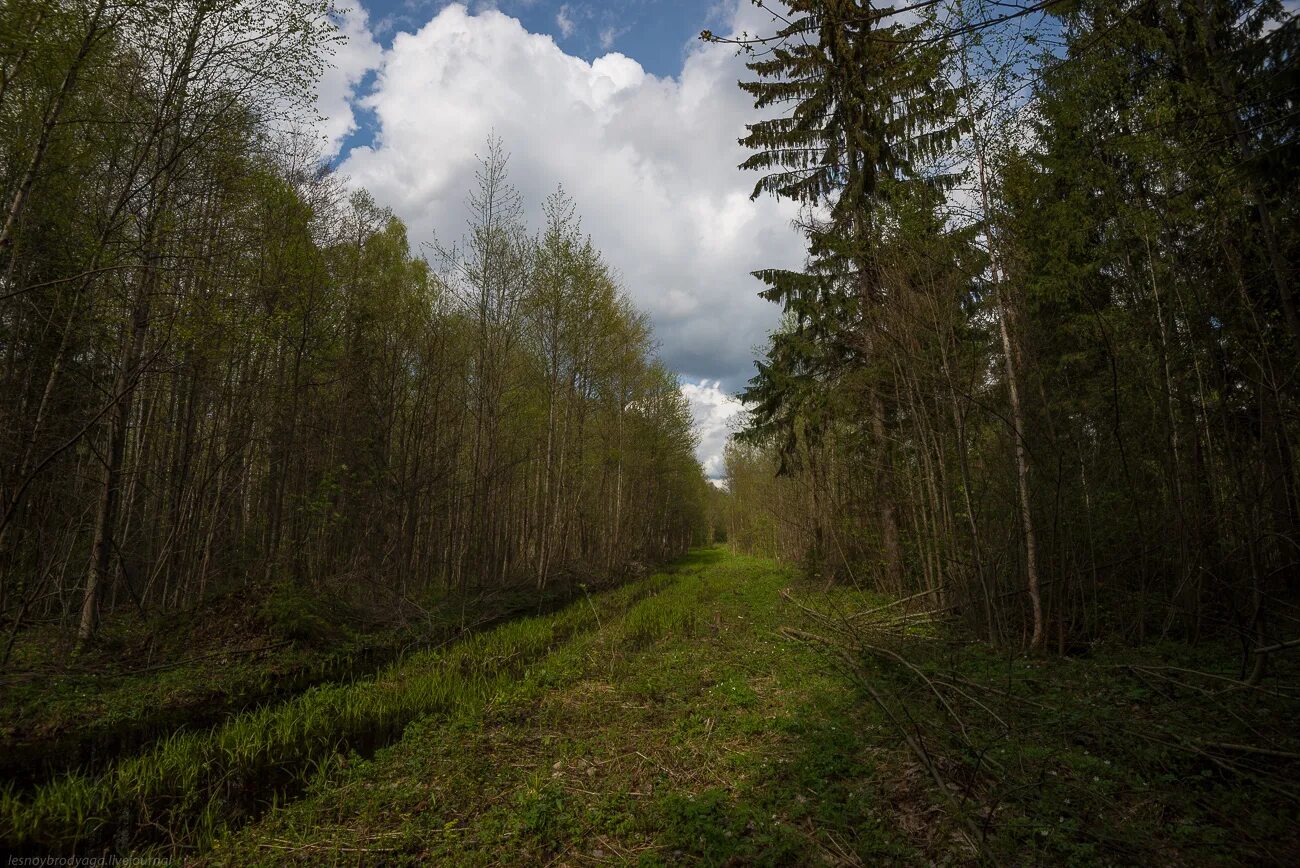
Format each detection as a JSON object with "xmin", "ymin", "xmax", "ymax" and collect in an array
[
  {"xmin": 0, "ymin": 1, "xmax": 707, "ymax": 652},
  {"xmin": 718, "ymin": 0, "xmax": 1300, "ymax": 653}
]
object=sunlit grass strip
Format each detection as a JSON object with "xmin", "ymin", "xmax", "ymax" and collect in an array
[
  {"xmin": 0, "ymin": 572, "xmax": 675, "ymax": 853},
  {"xmin": 210, "ymin": 553, "xmax": 741, "ymax": 859},
  {"xmin": 431, "ymin": 552, "xmax": 726, "ymax": 736}
]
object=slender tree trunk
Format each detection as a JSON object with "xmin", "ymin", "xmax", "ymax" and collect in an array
[
  {"xmin": 77, "ymin": 0, "xmax": 203, "ymax": 642},
  {"xmin": 79, "ymin": 272, "xmax": 151, "ymax": 644},
  {"xmin": 959, "ymin": 41, "xmax": 1044, "ymax": 649},
  {"xmin": 996, "ymin": 285, "xmax": 1044, "ymax": 649}
]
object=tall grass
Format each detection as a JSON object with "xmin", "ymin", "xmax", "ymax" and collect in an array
[{"xmin": 1, "ymin": 572, "xmax": 674, "ymax": 853}]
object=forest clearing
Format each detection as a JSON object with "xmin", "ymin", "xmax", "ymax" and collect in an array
[{"xmin": 3, "ymin": 0, "xmax": 1299, "ymax": 863}]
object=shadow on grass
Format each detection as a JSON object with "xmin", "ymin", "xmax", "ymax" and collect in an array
[
  {"xmin": 641, "ymin": 675, "xmax": 916, "ymax": 865},
  {"xmin": 676, "ymin": 640, "xmax": 1300, "ymax": 866}
]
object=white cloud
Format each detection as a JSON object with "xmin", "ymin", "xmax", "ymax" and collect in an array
[
  {"xmin": 315, "ymin": 5, "xmax": 384, "ymax": 157},
  {"xmin": 597, "ymin": 24, "xmax": 628, "ymax": 49},
  {"xmin": 681, "ymin": 379, "xmax": 746, "ymax": 480},
  {"xmin": 326, "ymin": 1, "xmax": 804, "ymax": 472},
  {"xmin": 555, "ymin": 4, "xmax": 574, "ymax": 38}
]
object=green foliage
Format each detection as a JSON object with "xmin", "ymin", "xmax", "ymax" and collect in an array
[
  {"xmin": 734, "ymin": 0, "xmax": 966, "ymax": 464},
  {"xmin": 258, "ymin": 582, "xmax": 350, "ymax": 646},
  {"xmin": 725, "ymin": 0, "xmax": 1300, "ymax": 650},
  {"xmin": 513, "ymin": 781, "xmax": 578, "ymax": 849},
  {"xmin": 0, "ymin": 567, "xmax": 679, "ymax": 853},
  {"xmin": 0, "ymin": 0, "xmax": 709, "ymax": 674}
]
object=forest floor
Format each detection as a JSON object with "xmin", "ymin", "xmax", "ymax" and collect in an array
[
  {"xmin": 1, "ymin": 577, "xmax": 594, "ymax": 786},
  {"xmin": 206, "ymin": 549, "xmax": 1298, "ymax": 866},
  {"xmin": 5, "ymin": 548, "xmax": 1298, "ymax": 864}
]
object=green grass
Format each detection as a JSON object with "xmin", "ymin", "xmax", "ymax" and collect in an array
[
  {"xmin": 1, "ymin": 578, "xmax": 594, "ymax": 787},
  {"xmin": 9, "ymin": 547, "xmax": 1298, "ymax": 864},
  {"xmin": 0, "ymin": 567, "xmax": 680, "ymax": 853},
  {"xmin": 206, "ymin": 549, "xmax": 1299, "ymax": 866},
  {"xmin": 201, "ymin": 550, "xmax": 917, "ymax": 865}
]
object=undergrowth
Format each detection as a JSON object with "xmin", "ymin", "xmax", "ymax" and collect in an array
[
  {"xmin": 1, "ymin": 577, "xmax": 590, "ymax": 786},
  {"xmin": 12, "ymin": 548, "xmax": 1295, "ymax": 865},
  {"xmin": 792, "ymin": 582, "xmax": 1300, "ymax": 865},
  {"xmin": 0, "ymin": 565, "xmax": 683, "ymax": 854}
]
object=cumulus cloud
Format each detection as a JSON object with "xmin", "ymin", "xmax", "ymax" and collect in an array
[
  {"xmin": 327, "ymin": 0, "xmax": 803, "ymax": 475},
  {"xmin": 315, "ymin": 5, "xmax": 384, "ymax": 156},
  {"xmin": 681, "ymin": 380, "xmax": 746, "ymax": 481}
]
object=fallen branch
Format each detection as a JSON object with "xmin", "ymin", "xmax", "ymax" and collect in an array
[
  {"xmin": 845, "ymin": 586, "xmax": 943, "ymax": 622},
  {"xmin": 778, "ymin": 625, "xmax": 987, "ymax": 855},
  {"xmin": 1253, "ymin": 636, "xmax": 1300, "ymax": 655},
  {"xmin": 1201, "ymin": 741, "xmax": 1300, "ymax": 761},
  {"xmin": 1129, "ymin": 729, "xmax": 1300, "ymax": 805}
]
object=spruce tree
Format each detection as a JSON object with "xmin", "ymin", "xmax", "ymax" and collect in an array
[{"xmin": 722, "ymin": 0, "xmax": 964, "ymax": 587}]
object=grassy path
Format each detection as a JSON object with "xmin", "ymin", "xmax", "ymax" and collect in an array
[
  {"xmin": 12, "ymin": 548, "xmax": 1295, "ymax": 863},
  {"xmin": 207, "ymin": 549, "xmax": 912, "ymax": 865}
]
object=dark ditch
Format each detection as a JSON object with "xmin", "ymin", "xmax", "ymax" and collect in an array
[
  {"xmin": 1, "ymin": 579, "xmax": 609, "ymax": 790},
  {"xmin": 6, "ymin": 572, "xmax": 678, "ymax": 857}
]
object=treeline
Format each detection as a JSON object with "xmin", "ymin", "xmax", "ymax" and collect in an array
[
  {"xmin": 719, "ymin": 0, "xmax": 1299, "ymax": 654},
  {"xmin": 0, "ymin": 0, "xmax": 707, "ymax": 652}
]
